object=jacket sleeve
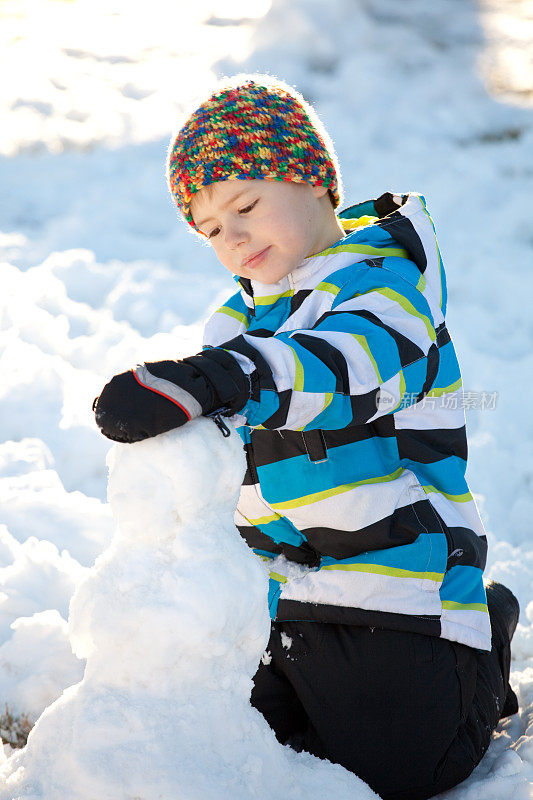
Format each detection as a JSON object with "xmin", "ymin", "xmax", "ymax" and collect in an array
[
  {"xmin": 208, "ymin": 263, "xmax": 440, "ymax": 431},
  {"xmin": 202, "ymin": 287, "xmax": 252, "ymax": 345}
]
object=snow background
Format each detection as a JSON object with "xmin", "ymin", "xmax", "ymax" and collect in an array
[{"xmin": 0, "ymin": 0, "xmax": 532, "ymax": 796}]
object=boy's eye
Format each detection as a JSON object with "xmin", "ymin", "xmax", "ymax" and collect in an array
[
  {"xmin": 238, "ymin": 199, "xmax": 258, "ymax": 215},
  {"xmin": 207, "ymin": 199, "xmax": 258, "ymax": 239}
]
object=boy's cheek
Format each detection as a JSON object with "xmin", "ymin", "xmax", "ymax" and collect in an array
[
  {"xmin": 208, "ymin": 242, "xmax": 229, "ymax": 268},
  {"xmin": 217, "ymin": 252, "xmax": 238, "ymax": 274}
]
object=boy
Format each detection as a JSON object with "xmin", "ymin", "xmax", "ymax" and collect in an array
[{"xmin": 93, "ymin": 75, "xmax": 519, "ymax": 799}]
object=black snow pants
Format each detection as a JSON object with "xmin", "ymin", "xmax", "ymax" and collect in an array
[{"xmin": 250, "ymin": 620, "xmax": 516, "ymax": 800}]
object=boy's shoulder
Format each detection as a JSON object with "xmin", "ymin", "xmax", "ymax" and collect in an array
[{"xmin": 331, "ymin": 191, "xmax": 446, "ymax": 324}]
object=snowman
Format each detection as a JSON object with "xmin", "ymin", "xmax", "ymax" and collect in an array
[{"xmin": 0, "ymin": 419, "xmax": 375, "ymax": 800}]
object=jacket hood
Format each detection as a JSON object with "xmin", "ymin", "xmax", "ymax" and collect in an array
[{"xmin": 337, "ymin": 191, "xmax": 447, "ymax": 322}]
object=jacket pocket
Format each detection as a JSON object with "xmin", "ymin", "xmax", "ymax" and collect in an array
[{"xmin": 404, "ymin": 475, "xmax": 449, "ymax": 592}]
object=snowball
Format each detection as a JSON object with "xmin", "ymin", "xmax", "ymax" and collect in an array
[
  {"xmin": 0, "ymin": 535, "xmax": 86, "ymax": 647},
  {"xmin": 0, "ymin": 611, "xmax": 83, "ymax": 721}
]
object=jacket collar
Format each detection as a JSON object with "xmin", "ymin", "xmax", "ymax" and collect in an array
[{"xmin": 235, "ymin": 230, "xmax": 350, "ymax": 301}]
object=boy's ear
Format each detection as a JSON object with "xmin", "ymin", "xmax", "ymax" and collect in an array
[{"xmin": 311, "ymin": 184, "xmax": 329, "ymax": 199}]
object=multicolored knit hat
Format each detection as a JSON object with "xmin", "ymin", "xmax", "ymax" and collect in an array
[{"xmin": 167, "ymin": 73, "xmax": 343, "ymax": 233}]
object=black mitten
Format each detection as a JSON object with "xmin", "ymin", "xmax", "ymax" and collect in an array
[{"xmin": 93, "ymin": 349, "xmax": 249, "ymax": 443}]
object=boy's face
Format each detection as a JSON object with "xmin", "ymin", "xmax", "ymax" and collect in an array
[{"xmin": 190, "ymin": 178, "xmax": 337, "ymax": 285}]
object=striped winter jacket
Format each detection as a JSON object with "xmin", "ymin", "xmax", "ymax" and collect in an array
[{"xmin": 203, "ymin": 191, "xmax": 491, "ymax": 652}]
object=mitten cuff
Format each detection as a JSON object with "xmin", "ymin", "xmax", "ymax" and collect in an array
[{"xmin": 184, "ymin": 348, "xmax": 251, "ymax": 416}]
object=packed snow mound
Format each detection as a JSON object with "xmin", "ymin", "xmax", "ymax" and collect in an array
[{"xmin": 0, "ymin": 419, "xmax": 376, "ymax": 799}]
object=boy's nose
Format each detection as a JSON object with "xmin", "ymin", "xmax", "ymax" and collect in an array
[{"xmin": 224, "ymin": 223, "xmax": 249, "ymax": 250}]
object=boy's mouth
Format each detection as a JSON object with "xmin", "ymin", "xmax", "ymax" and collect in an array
[{"xmin": 241, "ymin": 247, "xmax": 271, "ymax": 269}]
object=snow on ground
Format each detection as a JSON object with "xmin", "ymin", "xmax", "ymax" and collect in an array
[
  {"xmin": 0, "ymin": 421, "xmax": 377, "ymax": 799},
  {"xmin": 0, "ymin": 0, "xmax": 532, "ymax": 797}
]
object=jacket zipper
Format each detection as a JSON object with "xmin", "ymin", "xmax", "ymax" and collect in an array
[{"xmin": 246, "ymin": 430, "xmax": 259, "ymax": 484}]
